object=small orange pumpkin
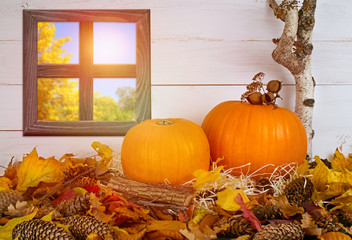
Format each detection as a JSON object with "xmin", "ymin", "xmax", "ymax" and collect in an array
[
  {"xmin": 121, "ymin": 118, "xmax": 210, "ymax": 184},
  {"xmin": 201, "ymin": 101, "xmax": 307, "ymax": 175}
]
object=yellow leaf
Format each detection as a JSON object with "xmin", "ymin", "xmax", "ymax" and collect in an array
[
  {"xmin": 310, "ymin": 156, "xmax": 330, "ymax": 192},
  {"xmin": 91, "ymin": 142, "xmax": 113, "ymax": 166},
  {"xmin": 270, "ymin": 195, "xmax": 304, "ymax": 217},
  {"xmin": 193, "ymin": 165, "xmax": 224, "ymax": 188},
  {"xmin": 216, "ymin": 188, "xmax": 249, "ymax": 212},
  {"xmin": 16, "ymin": 148, "xmax": 64, "ymax": 192},
  {"xmin": 0, "ymin": 208, "xmax": 38, "ymax": 240},
  {"xmin": 332, "ymin": 148, "xmax": 352, "ymax": 172},
  {"xmin": 147, "ymin": 220, "xmax": 186, "ymax": 232},
  {"xmin": 40, "ymin": 211, "xmax": 55, "ymax": 222},
  {"xmin": 296, "ymin": 160, "xmax": 311, "ymax": 176},
  {"xmin": 87, "ymin": 193, "xmax": 113, "ymax": 223},
  {"xmin": 329, "ymin": 189, "xmax": 352, "ymax": 212},
  {"xmin": 0, "ymin": 177, "xmax": 11, "ymax": 191},
  {"xmin": 319, "ymin": 232, "xmax": 352, "ymax": 240}
]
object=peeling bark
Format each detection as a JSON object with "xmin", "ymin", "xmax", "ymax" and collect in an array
[{"xmin": 269, "ymin": 0, "xmax": 317, "ymax": 159}]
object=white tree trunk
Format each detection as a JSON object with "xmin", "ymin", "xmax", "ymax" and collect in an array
[{"xmin": 269, "ymin": 0, "xmax": 317, "ymax": 159}]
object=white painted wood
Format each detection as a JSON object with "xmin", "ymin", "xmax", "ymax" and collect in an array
[
  {"xmin": 1, "ymin": 40, "xmax": 352, "ymax": 85},
  {"xmin": 1, "ymin": 0, "xmax": 352, "ymax": 41}
]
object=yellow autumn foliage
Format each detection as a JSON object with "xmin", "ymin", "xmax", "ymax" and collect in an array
[{"xmin": 16, "ymin": 148, "xmax": 64, "ymax": 192}]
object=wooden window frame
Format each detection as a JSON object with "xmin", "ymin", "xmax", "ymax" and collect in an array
[{"xmin": 23, "ymin": 9, "xmax": 151, "ymax": 136}]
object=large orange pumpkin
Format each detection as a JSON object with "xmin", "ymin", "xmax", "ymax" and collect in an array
[
  {"xmin": 201, "ymin": 101, "xmax": 307, "ymax": 175},
  {"xmin": 121, "ymin": 118, "xmax": 210, "ymax": 185}
]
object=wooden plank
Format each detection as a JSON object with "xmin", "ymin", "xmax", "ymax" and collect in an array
[
  {"xmin": 23, "ymin": 10, "xmax": 38, "ymax": 135},
  {"xmin": 38, "ymin": 64, "xmax": 80, "ymax": 78},
  {"xmin": 1, "ymin": 0, "xmax": 352, "ymax": 41},
  {"xmin": 27, "ymin": 9, "xmax": 148, "ymax": 22},
  {"xmin": 136, "ymin": 10, "xmax": 151, "ymax": 122},
  {"xmin": 4, "ymin": 39, "xmax": 352, "ymax": 85},
  {"xmin": 93, "ymin": 64, "xmax": 136, "ymax": 78},
  {"xmin": 79, "ymin": 21, "xmax": 93, "ymax": 121}
]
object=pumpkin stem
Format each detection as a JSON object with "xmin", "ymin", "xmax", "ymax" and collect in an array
[{"xmin": 157, "ymin": 120, "xmax": 174, "ymax": 125}]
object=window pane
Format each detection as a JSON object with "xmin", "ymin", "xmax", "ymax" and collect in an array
[
  {"xmin": 38, "ymin": 22, "xmax": 79, "ymax": 64},
  {"xmin": 37, "ymin": 78, "xmax": 79, "ymax": 121},
  {"xmin": 93, "ymin": 23, "xmax": 136, "ymax": 64},
  {"xmin": 93, "ymin": 78, "xmax": 136, "ymax": 121}
]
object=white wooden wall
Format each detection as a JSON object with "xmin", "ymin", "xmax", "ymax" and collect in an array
[{"xmin": 0, "ymin": 0, "xmax": 351, "ymax": 168}]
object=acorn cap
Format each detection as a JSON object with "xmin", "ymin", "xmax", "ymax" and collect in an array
[
  {"xmin": 267, "ymin": 80, "xmax": 282, "ymax": 93},
  {"xmin": 246, "ymin": 92, "xmax": 263, "ymax": 105}
]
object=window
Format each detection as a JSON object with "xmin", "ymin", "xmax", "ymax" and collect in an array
[{"xmin": 23, "ymin": 10, "xmax": 151, "ymax": 136}]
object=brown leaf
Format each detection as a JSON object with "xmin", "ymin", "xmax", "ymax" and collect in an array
[
  {"xmin": 144, "ymin": 230, "xmax": 185, "ymax": 240},
  {"xmin": 270, "ymin": 195, "xmax": 304, "ymax": 217}
]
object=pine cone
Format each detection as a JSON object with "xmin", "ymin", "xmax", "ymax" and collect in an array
[
  {"xmin": 338, "ymin": 211, "xmax": 352, "ymax": 227},
  {"xmin": 61, "ymin": 215, "xmax": 114, "ymax": 240},
  {"xmin": 55, "ymin": 193, "xmax": 90, "ymax": 217},
  {"xmin": 64, "ymin": 165, "xmax": 96, "ymax": 181},
  {"xmin": 12, "ymin": 219, "xmax": 73, "ymax": 240},
  {"xmin": 214, "ymin": 216, "xmax": 255, "ymax": 238},
  {"xmin": 252, "ymin": 223, "xmax": 304, "ymax": 240},
  {"xmin": 0, "ymin": 190, "xmax": 23, "ymax": 215},
  {"xmin": 316, "ymin": 214, "xmax": 342, "ymax": 233},
  {"xmin": 255, "ymin": 177, "xmax": 274, "ymax": 195},
  {"xmin": 252, "ymin": 205, "xmax": 283, "ymax": 220},
  {"xmin": 70, "ymin": 176, "xmax": 97, "ymax": 188},
  {"xmin": 284, "ymin": 177, "xmax": 314, "ymax": 205}
]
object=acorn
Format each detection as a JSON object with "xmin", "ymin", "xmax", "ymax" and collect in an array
[
  {"xmin": 246, "ymin": 92, "xmax": 263, "ymax": 105},
  {"xmin": 267, "ymin": 80, "xmax": 282, "ymax": 93},
  {"xmin": 262, "ymin": 92, "xmax": 276, "ymax": 105}
]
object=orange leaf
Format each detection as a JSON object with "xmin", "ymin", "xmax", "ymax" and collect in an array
[
  {"xmin": 87, "ymin": 193, "xmax": 113, "ymax": 223},
  {"xmin": 319, "ymin": 232, "xmax": 352, "ymax": 240},
  {"xmin": 16, "ymin": 148, "xmax": 64, "ymax": 192}
]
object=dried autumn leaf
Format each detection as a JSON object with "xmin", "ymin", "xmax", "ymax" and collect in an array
[
  {"xmin": 87, "ymin": 192, "xmax": 113, "ymax": 223},
  {"xmin": 234, "ymin": 193, "xmax": 261, "ymax": 231},
  {"xmin": 216, "ymin": 187, "xmax": 249, "ymax": 212},
  {"xmin": 270, "ymin": 195, "xmax": 304, "ymax": 217},
  {"xmin": 296, "ymin": 159, "xmax": 311, "ymax": 176},
  {"xmin": 329, "ymin": 189, "xmax": 352, "ymax": 213},
  {"xmin": 180, "ymin": 220, "xmax": 217, "ymax": 240},
  {"xmin": 0, "ymin": 177, "xmax": 11, "ymax": 191},
  {"xmin": 319, "ymin": 232, "xmax": 352, "ymax": 240},
  {"xmin": 301, "ymin": 212, "xmax": 322, "ymax": 236},
  {"xmin": 16, "ymin": 148, "xmax": 64, "ymax": 192},
  {"xmin": 193, "ymin": 165, "xmax": 224, "ymax": 189},
  {"xmin": 91, "ymin": 141, "xmax": 113, "ymax": 166},
  {"xmin": 144, "ymin": 230, "xmax": 185, "ymax": 240},
  {"xmin": 0, "ymin": 208, "xmax": 38, "ymax": 240},
  {"xmin": 113, "ymin": 226, "xmax": 147, "ymax": 240},
  {"xmin": 3, "ymin": 159, "xmax": 20, "ymax": 186},
  {"xmin": 310, "ymin": 156, "xmax": 330, "ymax": 192},
  {"xmin": 5, "ymin": 201, "xmax": 34, "ymax": 217},
  {"xmin": 331, "ymin": 148, "xmax": 352, "ymax": 172}
]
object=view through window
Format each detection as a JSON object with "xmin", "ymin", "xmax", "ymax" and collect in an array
[{"xmin": 23, "ymin": 10, "xmax": 151, "ymax": 136}]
